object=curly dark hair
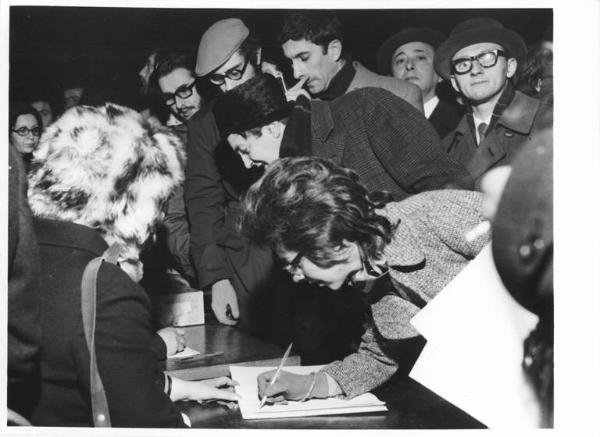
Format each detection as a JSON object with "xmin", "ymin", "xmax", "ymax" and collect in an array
[
  {"xmin": 242, "ymin": 157, "xmax": 392, "ymax": 267},
  {"xmin": 278, "ymin": 11, "xmax": 343, "ymax": 53}
]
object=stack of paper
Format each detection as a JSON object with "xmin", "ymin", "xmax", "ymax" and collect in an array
[
  {"xmin": 408, "ymin": 244, "xmax": 542, "ymax": 428},
  {"xmin": 230, "ymin": 365, "xmax": 387, "ymax": 419}
]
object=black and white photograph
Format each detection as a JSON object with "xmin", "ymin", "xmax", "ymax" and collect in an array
[{"xmin": 3, "ymin": 0, "xmax": 600, "ymax": 434}]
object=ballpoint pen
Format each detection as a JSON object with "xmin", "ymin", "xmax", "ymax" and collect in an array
[{"xmin": 258, "ymin": 342, "xmax": 293, "ymax": 409}]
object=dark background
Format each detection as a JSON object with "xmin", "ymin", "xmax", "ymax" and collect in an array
[{"xmin": 10, "ymin": 7, "xmax": 552, "ymax": 113}]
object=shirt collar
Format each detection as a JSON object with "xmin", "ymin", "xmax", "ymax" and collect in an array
[{"xmin": 423, "ymin": 95, "xmax": 439, "ymax": 119}]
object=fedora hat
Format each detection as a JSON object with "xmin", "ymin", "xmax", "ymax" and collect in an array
[
  {"xmin": 376, "ymin": 27, "xmax": 445, "ymax": 75},
  {"xmin": 195, "ymin": 18, "xmax": 250, "ymax": 77},
  {"xmin": 434, "ymin": 18, "xmax": 527, "ymax": 80}
]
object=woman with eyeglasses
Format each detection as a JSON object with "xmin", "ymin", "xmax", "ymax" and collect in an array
[
  {"xmin": 9, "ymin": 102, "xmax": 43, "ymax": 171},
  {"xmin": 242, "ymin": 156, "xmax": 490, "ymax": 402}
]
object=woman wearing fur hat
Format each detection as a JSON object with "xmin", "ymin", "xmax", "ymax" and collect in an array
[
  {"xmin": 242, "ymin": 157, "xmax": 489, "ymax": 402},
  {"xmin": 26, "ymin": 103, "xmax": 238, "ymax": 427}
]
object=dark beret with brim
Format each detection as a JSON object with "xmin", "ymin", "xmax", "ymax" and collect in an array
[
  {"xmin": 376, "ymin": 27, "xmax": 445, "ymax": 75},
  {"xmin": 434, "ymin": 18, "xmax": 527, "ymax": 80}
]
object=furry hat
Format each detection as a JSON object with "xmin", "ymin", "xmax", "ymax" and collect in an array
[
  {"xmin": 212, "ymin": 73, "xmax": 293, "ymax": 138},
  {"xmin": 28, "ymin": 103, "xmax": 185, "ymax": 281}
]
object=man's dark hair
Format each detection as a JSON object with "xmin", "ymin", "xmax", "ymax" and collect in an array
[
  {"xmin": 278, "ymin": 11, "xmax": 343, "ymax": 53},
  {"xmin": 153, "ymin": 50, "xmax": 195, "ymax": 81},
  {"xmin": 238, "ymin": 35, "xmax": 262, "ymax": 67}
]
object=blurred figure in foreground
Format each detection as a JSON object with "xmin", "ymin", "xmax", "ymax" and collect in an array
[{"xmin": 481, "ymin": 128, "xmax": 553, "ymax": 427}]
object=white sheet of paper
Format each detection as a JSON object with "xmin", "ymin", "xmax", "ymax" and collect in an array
[
  {"xmin": 168, "ymin": 346, "xmax": 200, "ymax": 359},
  {"xmin": 409, "ymin": 244, "xmax": 542, "ymax": 428},
  {"xmin": 230, "ymin": 365, "xmax": 387, "ymax": 419}
]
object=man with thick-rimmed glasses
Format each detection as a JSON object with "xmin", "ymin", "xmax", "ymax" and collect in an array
[
  {"xmin": 145, "ymin": 50, "xmax": 203, "ymax": 299},
  {"xmin": 155, "ymin": 51, "xmax": 203, "ymax": 123},
  {"xmin": 434, "ymin": 17, "xmax": 552, "ymax": 185},
  {"xmin": 185, "ymin": 18, "xmax": 275, "ymax": 336}
]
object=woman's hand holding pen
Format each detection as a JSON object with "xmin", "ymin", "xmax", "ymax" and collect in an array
[{"xmin": 257, "ymin": 370, "xmax": 323, "ymax": 404}]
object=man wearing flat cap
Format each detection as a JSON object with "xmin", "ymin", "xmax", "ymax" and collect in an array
[
  {"xmin": 434, "ymin": 17, "xmax": 552, "ymax": 184},
  {"xmin": 377, "ymin": 27, "xmax": 463, "ymax": 139},
  {"xmin": 185, "ymin": 18, "xmax": 275, "ymax": 335}
]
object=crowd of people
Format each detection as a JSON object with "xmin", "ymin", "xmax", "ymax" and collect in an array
[{"xmin": 8, "ymin": 11, "xmax": 553, "ymax": 428}]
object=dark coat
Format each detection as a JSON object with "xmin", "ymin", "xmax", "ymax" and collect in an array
[
  {"xmin": 184, "ymin": 104, "xmax": 273, "ymax": 335},
  {"xmin": 8, "ymin": 145, "xmax": 42, "ymax": 416},
  {"xmin": 309, "ymin": 87, "xmax": 473, "ymax": 200},
  {"xmin": 429, "ymin": 98, "xmax": 464, "ymax": 140},
  {"xmin": 29, "ymin": 218, "xmax": 185, "ymax": 427},
  {"xmin": 442, "ymin": 90, "xmax": 552, "ymax": 184}
]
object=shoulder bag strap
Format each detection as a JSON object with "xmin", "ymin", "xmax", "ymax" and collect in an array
[{"xmin": 81, "ymin": 242, "xmax": 121, "ymax": 427}]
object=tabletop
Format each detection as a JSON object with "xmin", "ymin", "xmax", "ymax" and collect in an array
[
  {"xmin": 167, "ymin": 323, "xmax": 484, "ymax": 429},
  {"xmin": 178, "ymin": 371, "xmax": 484, "ymax": 429}
]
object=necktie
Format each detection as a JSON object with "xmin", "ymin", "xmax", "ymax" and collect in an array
[{"xmin": 477, "ymin": 122, "xmax": 488, "ymax": 144}]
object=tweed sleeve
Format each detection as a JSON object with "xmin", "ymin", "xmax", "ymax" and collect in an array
[
  {"xmin": 323, "ymin": 323, "xmax": 399, "ymax": 399},
  {"xmin": 425, "ymin": 190, "xmax": 489, "ymax": 257},
  {"xmin": 358, "ymin": 88, "xmax": 473, "ymax": 194}
]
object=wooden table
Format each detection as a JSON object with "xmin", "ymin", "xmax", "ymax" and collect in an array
[
  {"xmin": 167, "ymin": 323, "xmax": 484, "ymax": 429},
  {"xmin": 178, "ymin": 372, "xmax": 484, "ymax": 429},
  {"xmin": 161, "ymin": 324, "xmax": 300, "ymax": 381}
]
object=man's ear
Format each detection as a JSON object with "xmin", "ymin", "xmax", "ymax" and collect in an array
[
  {"xmin": 265, "ymin": 121, "xmax": 284, "ymax": 139},
  {"xmin": 327, "ymin": 39, "xmax": 343, "ymax": 62},
  {"xmin": 506, "ymin": 58, "xmax": 518, "ymax": 79}
]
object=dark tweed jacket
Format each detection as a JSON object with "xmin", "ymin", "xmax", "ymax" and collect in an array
[
  {"xmin": 323, "ymin": 189, "xmax": 489, "ymax": 398},
  {"xmin": 310, "ymin": 87, "xmax": 473, "ymax": 200}
]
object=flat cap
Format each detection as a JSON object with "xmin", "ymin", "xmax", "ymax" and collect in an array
[{"xmin": 195, "ymin": 18, "xmax": 249, "ymax": 77}]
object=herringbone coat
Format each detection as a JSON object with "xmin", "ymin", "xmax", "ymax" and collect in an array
[
  {"xmin": 310, "ymin": 87, "xmax": 473, "ymax": 200},
  {"xmin": 324, "ymin": 189, "xmax": 489, "ymax": 398}
]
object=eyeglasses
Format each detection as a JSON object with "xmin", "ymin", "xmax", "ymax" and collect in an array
[
  {"xmin": 208, "ymin": 57, "xmax": 250, "ymax": 85},
  {"xmin": 162, "ymin": 79, "xmax": 197, "ymax": 106},
  {"xmin": 451, "ymin": 49, "xmax": 508, "ymax": 75},
  {"xmin": 282, "ymin": 252, "xmax": 304, "ymax": 274},
  {"xmin": 12, "ymin": 126, "xmax": 41, "ymax": 137}
]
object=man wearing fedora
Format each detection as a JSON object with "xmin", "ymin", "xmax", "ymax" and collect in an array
[
  {"xmin": 279, "ymin": 11, "xmax": 423, "ymax": 111},
  {"xmin": 434, "ymin": 17, "xmax": 552, "ymax": 184},
  {"xmin": 184, "ymin": 18, "xmax": 275, "ymax": 334},
  {"xmin": 376, "ymin": 27, "xmax": 464, "ymax": 139}
]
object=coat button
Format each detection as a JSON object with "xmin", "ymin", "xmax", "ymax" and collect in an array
[
  {"xmin": 519, "ymin": 238, "xmax": 545, "ymax": 261},
  {"xmin": 97, "ymin": 413, "xmax": 106, "ymax": 422}
]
